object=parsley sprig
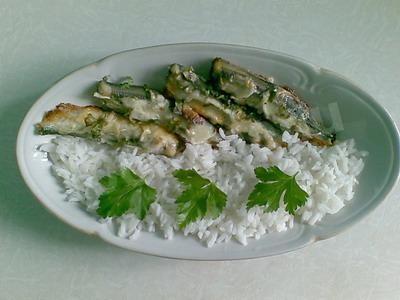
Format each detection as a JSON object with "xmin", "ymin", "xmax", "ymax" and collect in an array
[
  {"xmin": 95, "ymin": 166, "xmax": 308, "ymax": 227},
  {"xmin": 247, "ymin": 166, "xmax": 308, "ymax": 214},
  {"xmin": 96, "ymin": 168, "xmax": 156, "ymax": 220},
  {"xmin": 173, "ymin": 169, "xmax": 227, "ymax": 228}
]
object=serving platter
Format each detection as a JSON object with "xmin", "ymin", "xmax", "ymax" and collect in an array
[{"xmin": 16, "ymin": 43, "xmax": 400, "ymax": 260}]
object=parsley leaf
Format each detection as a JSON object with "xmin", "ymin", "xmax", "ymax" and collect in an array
[
  {"xmin": 247, "ymin": 166, "xmax": 308, "ymax": 215},
  {"xmin": 173, "ymin": 169, "xmax": 227, "ymax": 228},
  {"xmin": 97, "ymin": 168, "xmax": 156, "ymax": 220}
]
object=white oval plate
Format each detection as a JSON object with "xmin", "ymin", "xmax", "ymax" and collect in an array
[{"xmin": 17, "ymin": 43, "xmax": 400, "ymax": 260}]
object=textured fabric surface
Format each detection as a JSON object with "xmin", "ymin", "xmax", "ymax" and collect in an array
[{"xmin": 1, "ymin": 1, "xmax": 399, "ymax": 299}]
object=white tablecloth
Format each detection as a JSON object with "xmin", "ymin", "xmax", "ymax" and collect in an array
[{"xmin": 1, "ymin": 1, "xmax": 399, "ymax": 299}]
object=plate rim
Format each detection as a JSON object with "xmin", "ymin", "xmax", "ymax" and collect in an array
[{"xmin": 16, "ymin": 42, "xmax": 400, "ymax": 260}]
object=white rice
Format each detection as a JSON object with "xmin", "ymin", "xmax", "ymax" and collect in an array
[{"xmin": 43, "ymin": 130, "xmax": 366, "ymax": 247}]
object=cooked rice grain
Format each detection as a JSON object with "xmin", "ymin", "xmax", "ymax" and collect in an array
[{"xmin": 46, "ymin": 130, "xmax": 365, "ymax": 247}]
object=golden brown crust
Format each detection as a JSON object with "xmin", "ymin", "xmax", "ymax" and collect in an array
[
  {"xmin": 41, "ymin": 103, "xmax": 101, "ymax": 123},
  {"xmin": 41, "ymin": 103, "xmax": 105, "ymax": 128},
  {"xmin": 181, "ymin": 104, "xmax": 207, "ymax": 125},
  {"xmin": 37, "ymin": 103, "xmax": 182, "ymax": 157}
]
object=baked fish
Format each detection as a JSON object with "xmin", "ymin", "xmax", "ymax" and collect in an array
[
  {"xmin": 95, "ymin": 78, "xmax": 218, "ymax": 144},
  {"xmin": 211, "ymin": 58, "xmax": 335, "ymax": 146},
  {"xmin": 165, "ymin": 64, "xmax": 280, "ymax": 149},
  {"xmin": 36, "ymin": 103, "xmax": 181, "ymax": 157}
]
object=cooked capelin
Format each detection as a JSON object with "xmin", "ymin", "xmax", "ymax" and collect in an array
[
  {"xmin": 96, "ymin": 78, "xmax": 148, "ymax": 99},
  {"xmin": 36, "ymin": 103, "xmax": 181, "ymax": 157},
  {"xmin": 165, "ymin": 64, "xmax": 280, "ymax": 149},
  {"xmin": 94, "ymin": 78, "xmax": 218, "ymax": 144},
  {"xmin": 211, "ymin": 58, "xmax": 335, "ymax": 146}
]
